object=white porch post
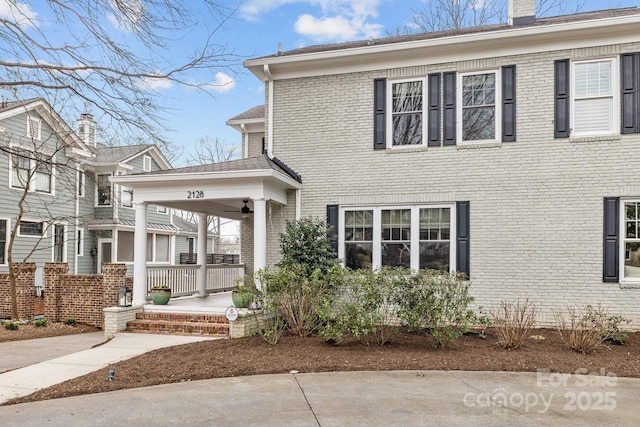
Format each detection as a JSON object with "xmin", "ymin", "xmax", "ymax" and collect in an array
[
  {"xmin": 196, "ymin": 212, "xmax": 208, "ymax": 297},
  {"xmin": 253, "ymin": 198, "xmax": 267, "ymax": 281},
  {"xmin": 132, "ymin": 202, "xmax": 148, "ymax": 306}
]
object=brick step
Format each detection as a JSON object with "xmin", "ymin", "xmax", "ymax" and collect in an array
[
  {"xmin": 135, "ymin": 311, "xmax": 228, "ymax": 324},
  {"xmin": 126, "ymin": 319, "xmax": 229, "ymax": 337}
]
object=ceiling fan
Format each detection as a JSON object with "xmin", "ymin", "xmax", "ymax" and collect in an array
[{"xmin": 224, "ymin": 199, "xmax": 253, "ymax": 217}]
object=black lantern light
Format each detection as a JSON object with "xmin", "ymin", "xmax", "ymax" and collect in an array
[{"xmin": 117, "ymin": 285, "xmax": 132, "ymax": 307}]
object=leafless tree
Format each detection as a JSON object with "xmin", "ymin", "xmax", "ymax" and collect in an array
[
  {"xmin": 187, "ymin": 136, "xmax": 238, "ymax": 166},
  {"xmin": 0, "ymin": 1, "xmax": 238, "ymax": 154},
  {"xmin": 390, "ymin": 0, "xmax": 588, "ymax": 35}
]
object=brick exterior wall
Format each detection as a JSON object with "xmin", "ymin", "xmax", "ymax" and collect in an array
[
  {"xmin": 0, "ymin": 263, "xmax": 37, "ymax": 320},
  {"xmin": 44, "ymin": 263, "xmax": 127, "ymax": 328},
  {"xmin": 244, "ymin": 41, "xmax": 640, "ymax": 327}
]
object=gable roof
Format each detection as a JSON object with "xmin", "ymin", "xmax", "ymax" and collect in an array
[
  {"xmin": 88, "ymin": 143, "xmax": 172, "ymax": 170},
  {"xmin": 0, "ymin": 98, "xmax": 93, "ymax": 158},
  {"xmin": 172, "ymin": 215, "xmax": 199, "ymax": 233},
  {"xmin": 245, "ymin": 7, "xmax": 640, "ymax": 80}
]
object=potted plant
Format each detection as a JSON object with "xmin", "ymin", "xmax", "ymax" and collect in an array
[
  {"xmin": 150, "ymin": 283, "xmax": 171, "ymax": 305},
  {"xmin": 232, "ymin": 279, "xmax": 255, "ymax": 309}
]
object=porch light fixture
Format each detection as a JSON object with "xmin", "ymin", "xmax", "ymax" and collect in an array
[
  {"xmin": 241, "ymin": 199, "xmax": 253, "ymax": 219},
  {"xmin": 117, "ymin": 285, "xmax": 132, "ymax": 307}
]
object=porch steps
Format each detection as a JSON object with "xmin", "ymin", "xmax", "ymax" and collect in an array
[{"xmin": 126, "ymin": 312, "xmax": 230, "ymax": 337}]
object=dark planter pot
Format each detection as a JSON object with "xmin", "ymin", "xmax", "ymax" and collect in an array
[
  {"xmin": 150, "ymin": 288, "xmax": 171, "ymax": 305},
  {"xmin": 232, "ymin": 291, "xmax": 252, "ymax": 308}
]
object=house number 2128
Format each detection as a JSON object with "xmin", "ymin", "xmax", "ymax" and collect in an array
[{"xmin": 188, "ymin": 190, "xmax": 204, "ymax": 199}]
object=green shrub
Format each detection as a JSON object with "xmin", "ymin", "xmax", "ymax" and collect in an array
[
  {"xmin": 317, "ymin": 267, "xmax": 403, "ymax": 345},
  {"xmin": 34, "ymin": 318, "xmax": 48, "ymax": 327},
  {"xmin": 396, "ymin": 270, "xmax": 476, "ymax": 348},
  {"xmin": 64, "ymin": 318, "xmax": 77, "ymax": 326},
  {"xmin": 278, "ymin": 217, "xmax": 340, "ymax": 277},
  {"xmin": 3, "ymin": 321, "xmax": 19, "ymax": 330}
]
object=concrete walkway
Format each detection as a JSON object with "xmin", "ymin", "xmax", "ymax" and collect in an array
[
  {"xmin": 0, "ymin": 333, "xmax": 213, "ymax": 404},
  {"xmin": 1, "ymin": 333, "xmax": 639, "ymax": 426}
]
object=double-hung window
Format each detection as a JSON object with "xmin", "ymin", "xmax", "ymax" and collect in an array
[
  {"xmin": 121, "ymin": 186, "xmax": 133, "ymax": 208},
  {"xmin": 458, "ymin": 70, "xmax": 501, "ymax": 143},
  {"xmin": 19, "ymin": 220, "xmax": 44, "ymax": 237},
  {"xmin": 388, "ymin": 79, "xmax": 424, "ymax": 147},
  {"xmin": 572, "ymin": 59, "xmax": 615, "ymax": 135},
  {"xmin": 97, "ymin": 174, "xmax": 112, "ymax": 206},
  {"xmin": 340, "ymin": 204, "xmax": 455, "ymax": 272},
  {"xmin": 623, "ymin": 200, "xmax": 640, "ymax": 280},
  {"xmin": 10, "ymin": 149, "xmax": 54, "ymax": 194}
]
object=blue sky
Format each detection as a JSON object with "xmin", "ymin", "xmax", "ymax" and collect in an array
[{"xmin": 3, "ymin": 0, "xmax": 639, "ymax": 166}]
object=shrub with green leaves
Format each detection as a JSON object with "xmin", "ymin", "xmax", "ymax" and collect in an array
[
  {"xmin": 278, "ymin": 217, "xmax": 340, "ymax": 277},
  {"xmin": 3, "ymin": 321, "xmax": 19, "ymax": 330},
  {"xmin": 34, "ymin": 318, "xmax": 48, "ymax": 327},
  {"xmin": 396, "ymin": 270, "xmax": 476, "ymax": 348},
  {"xmin": 317, "ymin": 267, "xmax": 404, "ymax": 345},
  {"xmin": 64, "ymin": 318, "xmax": 77, "ymax": 326}
]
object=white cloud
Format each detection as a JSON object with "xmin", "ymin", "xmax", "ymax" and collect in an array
[
  {"xmin": 240, "ymin": 0, "xmax": 382, "ymax": 42},
  {"xmin": 136, "ymin": 75, "xmax": 173, "ymax": 91},
  {"xmin": 0, "ymin": 0, "xmax": 38, "ymax": 28},
  {"xmin": 204, "ymin": 72, "xmax": 236, "ymax": 93}
]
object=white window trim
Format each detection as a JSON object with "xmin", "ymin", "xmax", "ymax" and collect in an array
[
  {"xmin": 26, "ymin": 116, "xmax": 41, "ymax": 140},
  {"xmin": 147, "ymin": 232, "xmax": 172, "ymax": 264},
  {"xmin": 52, "ymin": 223, "xmax": 67, "ymax": 263},
  {"xmin": 77, "ymin": 167, "xmax": 85, "ymax": 198},
  {"xmin": 95, "ymin": 173, "xmax": 112, "ymax": 207},
  {"xmin": 8, "ymin": 146, "xmax": 56, "ymax": 196},
  {"xmin": 143, "ymin": 155, "xmax": 152, "ymax": 172},
  {"xmin": 620, "ymin": 198, "xmax": 640, "ymax": 282},
  {"xmin": 76, "ymin": 228, "xmax": 84, "ymax": 256},
  {"xmin": 457, "ymin": 69, "xmax": 502, "ymax": 145},
  {"xmin": 386, "ymin": 77, "xmax": 427, "ymax": 149},
  {"xmin": 157, "ymin": 205, "xmax": 168, "ymax": 214},
  {"xmin": 121, "ymin": 185, "xmax": 133, "ymax": 208},
  {"xmin": 0, "ymin": 217, "xmax": 10, "ymax": 266},
  {"xmin": 338, "ymin": 204, "xmax": 456, "ymax": 271},
  {"xmin": 18, "ymin": 219, "xmax": 46, "ymax": 238},
  {"xmin": 570, "ymin": 57, "xmax": 618, "ymax": 137}
]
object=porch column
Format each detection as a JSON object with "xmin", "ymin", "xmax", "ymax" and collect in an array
[
  {"xmin": 196, "ymin": 212, "xmax": 208, "ymax": 297},
  {"xmin": 132, "ymin": 201, "xmax": 148, "ymax": 306},
  {"xmin": 253, "ymin": 198, "xmax": 267, "ymax": 279}
]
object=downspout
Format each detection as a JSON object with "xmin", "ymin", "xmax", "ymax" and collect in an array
[
  {"xmin": 264, "ymin": 64, "xmax": 274, "ymax": 157},
  {"xmin": 74, "ymin": 164, "xmax": 80, "ymax": 274}
]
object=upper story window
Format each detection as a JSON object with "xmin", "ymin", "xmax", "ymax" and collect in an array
[
  {"xmin": 121, "ymin": 186, "xmax": 133, "ymax": 208},
  {"xmin": 572, "ymin": 59, "xmax": 616, "ymax": 136},
  {"xmin": 77, "ymin": 169, "xmax": 85, "ymax": 197},
  {"xmin": 374, "ymin": 66, "xmax": 515, "ymax": 150},
  {"xmin": 10, "ymin": 148, "xmax": 54, "ymax": 194},
  {"xmin": 458, "ymin": 70, "xmax": 501, "ymax": 143},
  {"xmin": 157, "ymin": 205, "xmax": 168, "ymax": 214},
  {"xmin": 96, "ymin": 174, "xmax": 111, "ymax": 206},
  {"xmin": 27, "ymin": 116, "xmax": 41, "ymax": 140},
  {"xmin": 389, "ymin": 79, "xmax": 424, "ymax": 146},
  {"xmin": 143, "ymin": 155, "xmax": 152, "ymax": 172}
]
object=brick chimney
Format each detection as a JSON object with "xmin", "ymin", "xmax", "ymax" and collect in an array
[{"xmin": 508, "ymin": 0, "xmax": 536, "ymax": 26}]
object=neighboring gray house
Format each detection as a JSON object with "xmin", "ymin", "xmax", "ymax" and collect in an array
[{"xmin": 0, "ymin": 98, "xmax": 203, "ymax": 274}]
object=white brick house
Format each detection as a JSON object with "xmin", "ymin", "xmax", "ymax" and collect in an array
[{"xmin": 223, "ymin": 2, "xmax": 640, "ymax": 327}]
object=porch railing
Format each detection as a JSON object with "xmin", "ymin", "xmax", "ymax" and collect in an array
[
  {"xmin": 179, "ymin": 253, "xmax": 240, "ymax": 265},
  {"xmin": 146, "ymin": 264, "xmax": 245, "ymax": 297}
]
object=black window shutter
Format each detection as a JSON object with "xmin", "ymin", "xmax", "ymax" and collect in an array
[
  {"xmin": 621, "ymin": 53, "xmax": 640, "ymax": 134},
  {"xmin": 554, "ymin": 59, "xmax": 570, "ymax": 138},
  {"xmin": 603, "ymin": 197, "xmax": 620, "ymax": 282},
  {"xmin": 502, "ymin": 65, "xmax": 516, "ymax": 142},
  {"xmin": 456, "ymin": 201, "xmax": 470, "ymax": 279},
  {"xmin": 428, "ymin": 73, "xmax": 441, "ymax": 146},
  {"xmin": 443, "ymin": 72, "xmax": 457, "ymax": 145},
  {"xmin": 326, "ymin": 204, "xmax": 339, "ymax": 254},
  {"xmin": 373, "ymin": 78, "xmax": 387, "ymax": 150}
]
